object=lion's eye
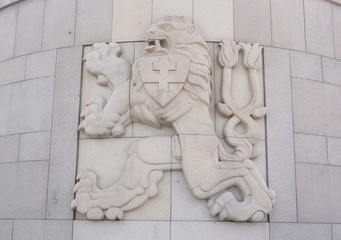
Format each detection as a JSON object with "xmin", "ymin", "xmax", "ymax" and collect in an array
[{"xmin": 163, "ymin": 25, "xmax": 174, "ymax": 32}]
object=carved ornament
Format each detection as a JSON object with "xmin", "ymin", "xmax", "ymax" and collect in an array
[{"xmin": 71, "ymin": 16, "xmax": 275, "ymax": 222}]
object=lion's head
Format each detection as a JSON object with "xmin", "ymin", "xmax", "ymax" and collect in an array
[{"xmin": 144, "ymin": 16, "xmax": 212, "ymax": 106}]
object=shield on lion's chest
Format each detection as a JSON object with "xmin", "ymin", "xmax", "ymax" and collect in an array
[{"xmin": 138, "ymin": 55, "xmax": 190, "ymax": 107}]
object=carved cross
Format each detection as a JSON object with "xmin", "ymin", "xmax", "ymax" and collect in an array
[{"xmin": 148, "ymin": 57, "xmax": 176, "ymax": 93}]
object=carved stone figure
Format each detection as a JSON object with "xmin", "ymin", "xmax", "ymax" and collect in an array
[{"xmin": 71, "ymin": 16, "xmax": 275, "ymax": 221}]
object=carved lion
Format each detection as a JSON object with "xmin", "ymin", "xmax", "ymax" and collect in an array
[{"xmin": 73, "ymin": 16, "xmax": 275, "ymax": 221}]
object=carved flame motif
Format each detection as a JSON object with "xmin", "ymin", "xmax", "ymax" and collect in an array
[{"xmin": 72, "ymin": 16, "xmax": 275, "ymax": 221}]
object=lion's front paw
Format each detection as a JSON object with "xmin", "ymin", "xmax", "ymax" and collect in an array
[
  {"xmin": 78, "ymin": 95, "xmax": 113, "ymax": 137},
  {"xmin": 80, "ymin": 95, "xmax": 106, "ymax": 118},
  {"xmin": 207, "ymin": 190, "xmax": 235, "ymax": 221},
  {"xmin": 78, "ymin": 94, "xmax": 129, "ymax": 138},
  {"xmin": 79, "ymin": 114, "xmax": 113, "ymax": 137}
]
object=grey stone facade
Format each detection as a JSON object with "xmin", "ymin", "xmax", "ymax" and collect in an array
[{"xmin": 0, "ymin": 0, "xmax": 341, "ymax": 239}]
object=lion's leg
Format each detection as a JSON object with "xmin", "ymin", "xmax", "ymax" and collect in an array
[{"xmin": 101, "ymin": 80, "xmax": 131, "ymax": 136}]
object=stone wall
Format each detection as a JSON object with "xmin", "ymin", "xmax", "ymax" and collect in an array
[{"xmin": 0, "ymin": 0, "xmax": 340, "ymax": 239}]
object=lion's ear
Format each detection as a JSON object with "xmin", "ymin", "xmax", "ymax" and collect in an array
[{"xmin": 187, "ymin": 25, "xmax": 197, "ymax": 34}]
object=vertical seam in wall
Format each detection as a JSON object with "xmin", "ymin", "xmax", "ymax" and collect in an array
[
  {"xmin": 232, "ymin": 0, "xmax": 235, "ymax": 39},
  {"xmin": 269, "ymin": 0, "xmax": 273, "ymax": 46},
  {"xmin": 321, "ymin": 56, "xmax": 324, "ymax": 82},
  {"xmin": 326, "ymin": 137, "xmax": 330, "ymax": 165},
  {"xmin": 17, "ymin": 134, "xmax": 21, "ymax": 162},
  {"xmin": 23, "ymin": 55, "xmax": 27, "ymax": 80},
  {"xmin": 13, "ymin": 3, "xmax": 19, "ymax": 58},
  {"xmin": 262, "ymin": 49, "xmax": 269, "ymax": 187},
  {"xmin": 11, "ymin": 220, "xmax": 14, "ymax": 240},
  {"xmin": 213, "ymin": 43, "xmax": 216, "ymax": 131},
  {"xmin": 73, "ymin": 46, "xmax": 84, "ymax": 236},
  {"xmin": 192, "ymin": 0, "xmax": 194, "ymax": 23},
  {"xmin": 331, "ymin": 224, "xmax": 334, "ymax": 240},
  {"xmin": 303, "ymin": 0, "xmax": 307, "ymax": 52},
  {"xmin": 131, "ymin": 43, "xmax": 136, "ymax": 136},
  {"xmin": 262, "ymin": 49, "xmax": 270, "ymax": 224},
  {"xmin": 44, "ymin": 50, "xmax": 58, "ymax": 219},
  {"xmin": 40, "ymin": 0, "xmax": 46, "ymax": 51},
  {"xmin": 151, "ymin": 0, "xmax": 154, "ymax": 23},
  {"xmin": 289, "ymin": 51, "xmax": 299, "ymax": 223},
  {"xmin": 331, "ymin": 3, "xmax": 336, "ymax": 58},
  {"xmin": 110, "ymin": 0, "xmax": 113, "ymax": 42},
  {"xmin": 169, "ymin": 137, "xmax": 172, "ymax": 240},
  {"xmin": 73, "ymin": 0, "xmax": 78, "ymax": 45}
]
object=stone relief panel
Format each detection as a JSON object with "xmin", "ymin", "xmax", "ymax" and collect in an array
[{"xmin": 71, "ymin": 16, "xmax": 275, "ymax": 222}]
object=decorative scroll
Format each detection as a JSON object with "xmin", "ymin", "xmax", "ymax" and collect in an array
[{"xmin": 71, "ymin": 16, "xmax": 275, "ymax": 221}]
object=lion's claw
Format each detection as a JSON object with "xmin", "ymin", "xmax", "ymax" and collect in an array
[
  {"xmin": 87, "ymin": 207, "xmax": 105, "ymax": 220},
  {"xmin": 105, "ymin": 207, "xmax": 124, "ymax": 220}
]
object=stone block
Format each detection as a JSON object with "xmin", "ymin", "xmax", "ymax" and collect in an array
[
  {"xmin": 292, "ymin": 78, "xmax": 341, "ymax": 137},
  {"xmin": 234, "ymin": 0, "xmax": 271, "ymax": 45},
  {"xmin": 112, "ymin": 0, "xmax": 152, "ymax": 42},
  {"xmin": 42, "ymin": 0, "xmax": 76, "ymax": 50},
  {"xmin": 46, "ymin": 47, "xmax": 82, "ymax": 219},
  {"xmin": 304, "ymin": 0, "xmax": 334, "ymax": 57},
  {"xmin": 322, "ymin": 57, "xmax": 341, "ymax": 86},
  {"xmin": 75, "ymin": 0, "xmax": 112, "ymax": 45},
  {"xmin": 0, "ymin": 4, "xmax": 17, "ymax": 61},
  {"xmin": 264, "ymin": 47, "xmax": 297, "ymax": 222},
  {"xmin": 119, "ymin": 42, "xmax": 134, "ymax": 65},
  {"xmin": 294, "ymin": 133, "xmax": 328, "ymax": 164},
  {"xmin": 73, "ymin": 221, "xmax": 170, "ymax": 240},
  {"xmin": 0, "ymin": 56, "xmax": 26, "ymax": 86},
  {"xmin": 193, "ymin": 0, "xmax": 233, "ymax": 41},
  {"xmin": 13, "ymin": 220, "xmax": 73, "ymax": 240},
  {"xmin": 290, "ymin": 51, "xmax": 322, "ymax": 81},
  {"xmin": 26, "ymin": 50, "xmax": 56, "ymax": 80},
  {"xmin": 297, "ymin": 163, "xmax": 341, "ymax": 222},
  {"xmin": 19, "ymin": 131, "xmax": 50, "ymax": 161},
  {"xmin": 171, "ymin": 222, "xmax": 269, "ymax": 240},
  {"xmin": 0, "ymin": 161, "xmax": 48, "ymax": 218},
  {"xmin": 327, "ymin": 137, "xmax": 341, "ymax": 166},
  {"xmin": 134, "ymin": 42, "xmax": 146, "ymax": 61},
  {"xmin": 271, "ymin": 0, "xmax": 305, "ymax": 51},
  {"xmin": 153, "ymin": 0, "xmax": 192, "ymax": 22},
  {"xmin": 171, "ymin": 170, "xmax": 215, "ymax": 221},
  {"xmin": 15, "ymin": 0, "xmax": 44, "ymax": 56},
  {"xmin": 334, "ymin": 4, "xmax": 341, "ymax": 59},
  {"xmin": 0, "ymin": 220, "xmax": 13, "ymax": 240},
  {"xmin": 0, "ymin": 134, "xmax": 19, "ymax": 163},
  {"xmin": 0, "ymin": 77, "xmax": 54, "ymax": 136},
  {"xmin": 270, "ymin": 223, "xmax": 332, "ymax": 240},
  {"xmin": 333, "ymin": 224, "xmax": 341, "ymax": 240}
]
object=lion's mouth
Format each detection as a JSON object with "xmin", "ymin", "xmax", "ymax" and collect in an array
[{"xmin": 145, "ymin": 38, "xmax": 170, "ymax": 54}]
